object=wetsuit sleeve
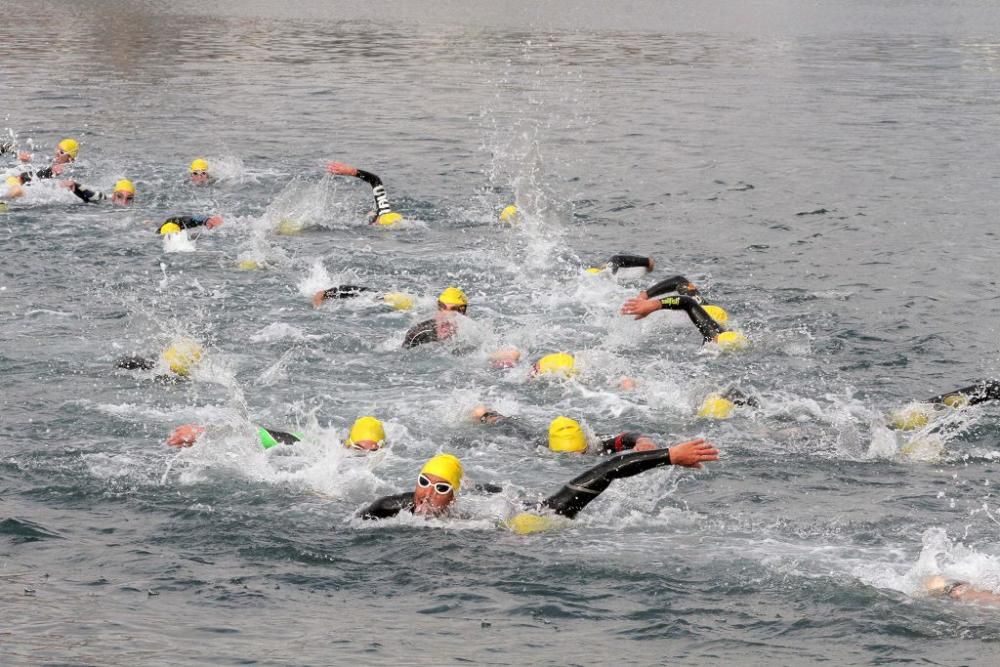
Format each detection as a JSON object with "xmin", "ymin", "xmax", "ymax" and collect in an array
[
  {"xmin": 0, "ymin": 142, "xmax": 14, "ymax": 155},
  {"xmin": 21, "ymin": 166, "xmax": 55, "ymax": 182},
  {"xmin": 607, "ymin": 255, "xmax": 652, "ymax": 273},
  {"xmin": 116, "ymin": 355, "xmax": 155, "ymax": 370},
  {"xmin": 540, "ymin": 448, "xmax": 674, "ymax": 519},
  {"xmin": 165, "ymin": 215, "xmax": 210, "ymax": 229},
  {"xmin": 645, "ymin": 275, "xmax": 700, "ymax": 299},
  {"xmin": 597, "ymin": 432, "xmax": 641, "ymax": 455},
  {"xmin": 478, "ymin": 412, "xmax": 537, "ymax": 441},
  {"xmin": 70, "ymin": 183, "xmax": 107, "ymax": 203},
  {"xmin": 354, "ymin": 169, "xmax": 393, "ymax": 219},
  {"xmin": 359, "ymin": 492, "xmax": 415, "ymax": 520},
  {"xmin": 927, "ymin": 379, "xmax": 1000, "ymax": 407},
  {"xmin": 658, "ymin": 295, "xmax": 725, "ymax": 343},
  {"xmin": 321, "ymin": 285, "xmax": 376, "ymax": 300},
  {"xmin": 403, "ymin": 318, "xmax": 439, "ymax": 348}
]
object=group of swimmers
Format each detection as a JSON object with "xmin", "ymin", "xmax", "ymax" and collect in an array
[{"xmin": 7, "ymin": 135, "xmax": 1000, "ymax": 601}]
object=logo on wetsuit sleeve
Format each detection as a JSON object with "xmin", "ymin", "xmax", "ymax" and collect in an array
[{"xmin": 372, "ymin": 185, "xmax": 391, "ymax": 215}]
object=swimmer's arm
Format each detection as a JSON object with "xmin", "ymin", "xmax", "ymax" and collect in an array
[
  {"xmin": 597, "ymin": 432, "xmax": 643, "ymax": 454},
  {"xmin": 627, "ymin": 295, "xmax": 722, "ymax": 342},
  {"xmin": 62, "ymin": 180, "xmax": 106, "ymax": 203},
  {"xmin": 927, "ymin": 379, "xmax": 1000, "ymax": 407},
  {"xmin": 644, "ymin": 275, "xmax": 697, "ymax": 299},
  {"xmin": 607, "ymin": 255, "xmax": 654, "ymax": 273},
  {"xmin": 359, "ymin": 492, "xmax": 414, "ymax": 520},
  {"xmin": 163, "ymin": 214, "xmax": 224, "ymax": 230}
]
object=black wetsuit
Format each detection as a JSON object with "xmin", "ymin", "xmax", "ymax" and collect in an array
[
  {"xmin": 604, "ymin": 254, "xmax": 653, "ymax": 274},
  {"xmin": 352, "ymin": 169, "xmax": 393, "ymax": 223},
  {"xmin": 360, "ymin": 448, "xmax": 676, "ymax": 521},
  {"xmin": 927, "ymin": 380, "xmax": 1000, "ymax": 407},
  {"xmin": 646, "ymin": 275, "xmax": 707, "ymax": 304},
  {"xmin": 69, "ymin": 183, "xmax": 110, "ymax": 203},
  {"xmin": 156, "ymin": 215, "xmax": 214, "ymax": 234},
  {"xmin": 657, "ymin": 295, "xmax": 726, "ymax": 343},
  {"xmin": 403, "ymin": 318, "xmax": 440, "ymax": 348},
  {"xmin": 319, "ymin": 285, "xmax": 377, "ymax": 300}
]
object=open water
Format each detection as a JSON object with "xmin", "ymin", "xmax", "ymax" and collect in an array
[{"xmin": 3, "ymin": 1, "xmax": 1000, "ymax": 665}]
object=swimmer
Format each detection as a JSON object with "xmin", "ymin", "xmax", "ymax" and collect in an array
[
  {"xmin": 360, "ymin": 439, "xmax": 718, "ymax": 520},
  {"xmin": 116, "ymin": 338, "xmax": 204, "ymax": 378},
  {"xmin": 325, "ymin": 161, "xmax": 403, "ymax": 226},
  {"xmin": 890, "ymin": 379, "xmax": 1000, "ymax": 430},
  {"xmin": 923, "ymin": 576, "xmax": 1000, "ymax": 607},
  {"xmin": 61, "ymin": 178, "xmax": 135, "ymax": 205},
  {"xmin": 586, "ymin": 254, "xmax": 655, "ymax": 275},
  {"xmin": 17, "ymin": 138, "xmax": 79, "ymax": 182},
  {"xmin": 621, "ymin": 294, "xmax": 746, "ymax": 348},
  {"xmin": 471, "ymin": 408, "xmax": 672, "ymax": 455},
  {"xmin": 166, "ymin": 415, "xmax": 386, "ymax": 451},
  {"xmin": 402, "ymin": 287, "xmax": 468, "ymax": 348},
  {"xmin": 189, "ymin": 158, "xmax": 211, "ymax": 185},
  {"xmin": 697, "ymin": 387, "xmax": 759, "ymax": 420},
  {"xmin": 311, "ymin": 285, "xmax": 414, "ymax": 311},
  {"xmin": 530, "ymin": 352, "xmax": 577, "ymax": 377},
  {"xmin": 156, "ymin": 214, "xmax": 224, "ymax": 235}
]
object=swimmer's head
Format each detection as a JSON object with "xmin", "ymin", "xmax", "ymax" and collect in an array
[
  {"xmin": 160, "ymin": 338, "xmax": 203, "ymax": 377},
  {"xmin": 531, "ymin": 352, "xmax": 577, "ymax": 378},
  {"xmin": 345, "ymin": 416, "xmax": 385, "ymax": 451},
  {"xmin": 490, "ymin": 346, "xmax": 522, "ymax": 369},
  {"xmin": 714, "ymin": 331, "xmax": 748, "ymax": 351},
  {"xmin": 548, "ymin": 416, "xmax": 587, "ymax": 453},
  {"xmin": 585, "ymin": 266, "xmax": 606, "ymax": 274},
  {"xmin": 111, "ymin": 179, "xmax": 135, "ymax": 206},
  {"xmin": 698, "ymin": 393, "xmax": 735, "ymax": 420},
  {"xmin": 56, "ymin": 138, "xmax": 79, "ymax": 162},
  {"xmin": 415, "ymin": 453, "xmax": 463, "ymax": 515},
  {"xmin": 376, "ymin": 211, "xmax": 403, "ymax": 226},
  {"xmin": 4, "ymin": 176, "xmax": 23, "ymax": 198},
  {"xmin": 189, "ymin": 158, "xmax": 210, "ymax": 185},
  {"xmin": 941, "ymin": 394, "xmax": 970, "ymax": 409},
  {"xmin": 702, "ymin": 304, "xmax": 728, "ymax": 323},
  {"xmin": 382, "ymin": 292, "xmax": 414, "ymax": 311},
  {"xmin": 437, "ymin": 287, "xmax": 468, "ymax": 314},
  {"xmin": 499, "ymin": 204, "xmax": 519, "ymax": 223},
  {"xmin": 159, "ymin": 222, "xmax": 182, "ymax": 235}
]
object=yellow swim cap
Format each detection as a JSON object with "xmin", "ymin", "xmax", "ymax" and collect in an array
[
  {"xmin": 941, "ymin": 394, "xmax": 969, "ymax": 409},
  {"xmin": 585, "ymin": 266, "xmax": 605, "ymax": 274},
  {"xmin": 548, "ymin": 416, "xmax": 587, "ymax": 452},
  {"xmin": 505, "ymin": 512, "xmax": 560, "ymax": 535},
  {"xmin": 438, "ymin": 286, "xmax": 468, "ymax": 307},
  {"xmin": 715, "ymin": 331, "xmax": 749, "ymax": 351},
  {"xmin": 5, "ymin": 176, "xmax": 21, "ymax": 188},
  {"xmin": 376, "ymin": 211, "xmax": 403, "ymax": 226},
  {"xmin": 890, "ymin": 405, "xmax": 931, "ymax": 431},
  {"xmin": 698, "ymin": 393, "xmax": 735, "ymax": 420},
  {"xmin": 499, "ymin": 205, "xmax": 519, "ymax": 222},
  {"xmin": 161, "ymin": 338, "xmax": 203, "ymax": 377},
  {"xmin": 113, "ymin": 179, "xmax": 135, "ymax": 195},
  {"xmin": 703, "ymin": 304, "xmax": 729, "ymax": 323},
  {"xmin": 237, "ymin": 259, "xmax": 262, "ymax": 270},
  {"xmin": 535, "ymin": 352, "xmax": 576, "ymax": 377},
  {"xmin": 382, "ymin": 292, "xmax": 413, "ymax": 311},
  {"xmin": 58, "ymin": 138, "xmax": 79, "ymax": 158},
  {"xmin": 159, "ymin": 222, "xmax": 182, "ymax": 235},
  {"xmin": 189, "ymin": 158, "xmax": 209, "ymax": 173},
  {"xmin": 345, "ymin": 416, "xmax": 386, "ymax": 449},
  {"xmin": 276, "ymin": 218, "xmax": 303, "ymax": 235},
  {"xmin": 420, "ymin": 453, "xmax": 463, "ymax": 491}
]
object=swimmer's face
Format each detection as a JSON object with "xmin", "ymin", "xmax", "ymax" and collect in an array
[
  {"xmin": 413, "ymin": 472, "xmax": 455, "ymax": 515},
  {"xmin": 111, "ymin": 190, "xmax": 134, "ymax": 207},
  {"xmin": 437, "ymin": 301, "xmax": 467, "ymax": 315},
  {"xmin": 348, "ymin": 439, "xmax": 380, "ymax": 452},
  {"xmin": 53, "ymin": 148, "xmax": 74, "ymax": 164},
  {"xmin": 190, "ymin": 170, "xmax": 210, "ymax": 185}
]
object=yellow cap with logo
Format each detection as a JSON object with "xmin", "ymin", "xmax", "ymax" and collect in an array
[
  {"xmin": 190, "ymin": 158, "xmax": 209, "ymax": 173},
  {"xmin": 548, "ymin": 416, "xmax": 587, "ymax": 452},
  {"xmin": 420, "ymin": 453, "xmax": 463, "ymax": 491},
  {"xmin": 535, "ymin": 352, "xmax": 576, "ymax": 377}
]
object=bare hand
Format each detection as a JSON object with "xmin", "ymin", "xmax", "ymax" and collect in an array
[
  {"xmin": 326, "ymin": 162, "xmax": 358, "ymax": 177},
  {"xmin": 620, "ymin": 297, "xmax": 662, "ymax": 320},
  {"xmin": 17, "ymin": 151, "xmax": 30, "ymax": 162},
  {"xmin": 60, "ymin": 179, "xmax": 76, "ymax": 189},
  {"xmin": 51, "ymin": 164, "xmax": 64, "ymax": 175},
  {"xmin": 311, "ymin": 290, "xmax": 327, "ymax": 308},
  {"xmin": 166, "ymin": 424, "xmax": 205, "ymax": 447},
  {"xmin": 667, "ymin": 438, "xmax": 719, "ymax": 468},
  {"xmin": 206, "ymin": 215, "xmax": 223, "ymax": 229}
]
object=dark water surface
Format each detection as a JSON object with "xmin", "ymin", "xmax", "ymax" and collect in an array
[{"xmin": 3, "ymin": 1, "xmax": 1000, "ymax": 665}]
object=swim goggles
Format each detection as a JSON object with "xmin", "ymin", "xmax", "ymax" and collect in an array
[{"xmin": 417, "ymin": 474, "xmax": 452, "ymax": 495}]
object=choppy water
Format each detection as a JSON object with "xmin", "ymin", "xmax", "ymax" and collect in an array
[{"xmin": 3, "ymin": 1, "xmax": 1000, "ymax": 665}]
